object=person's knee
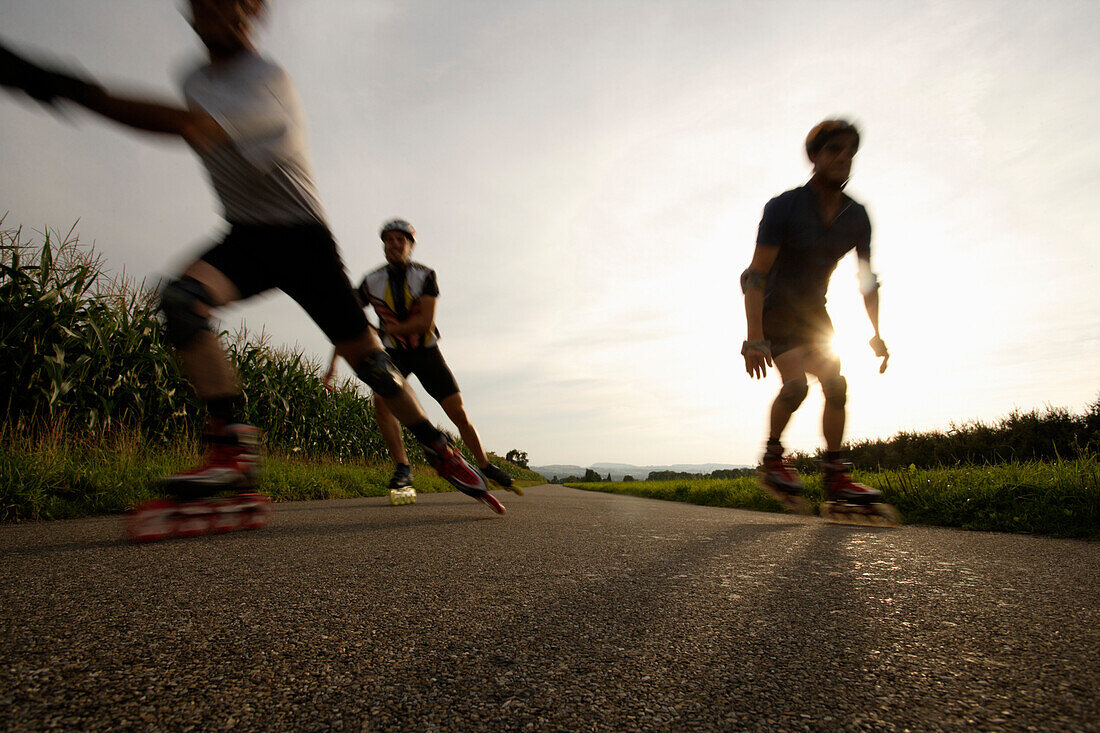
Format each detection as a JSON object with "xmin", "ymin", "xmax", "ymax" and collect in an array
[
  {"xmin": 822, "ymin": 375, "xmax": 848, "ymax": 408},
  {"xmin": 353, "ymin": 351, "xmax": 405, "ymax": 398},
  {"xmin": 335, "ymin": 325, "xmax": 384, "ymax": 362},
  {"xmin": 776, "ymin": 377, "xmax": 809, "ymax": 411},
  {"xmin": 160, "ymin": 276, "xmax": 214, "ymax": 348}
]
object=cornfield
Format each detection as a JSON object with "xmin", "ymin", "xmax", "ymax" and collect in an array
[{"xmin": 0, "ymin": 221, "xmax": 411, "ymax": 463}]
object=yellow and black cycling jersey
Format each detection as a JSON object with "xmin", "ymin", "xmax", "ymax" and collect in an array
[{"xmin": 356, "ymin": 262, "xmax": 440, "ymax": 350}]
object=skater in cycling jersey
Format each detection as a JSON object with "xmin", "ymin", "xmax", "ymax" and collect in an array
[
  {"xmin": 740, "ymin": 119, "xmax": 890, "ymax": 504},
  {"xmin": 325, "ymin": 219, "xmax": 520, "ymax": 496},
  {"xmin": 0, "ymin": 0, "xmax": 496, "ymax": 508}
]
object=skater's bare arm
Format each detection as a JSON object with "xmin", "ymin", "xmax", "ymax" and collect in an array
[
  {"xmin": 857, "ymin": 256, "xmax": 888, "ymax": 373},
  {"xmin": 0, "ymin": 42, "xmax": 226, "ymax": 150},
  {"xmin": 75, "ymin": 91, "xmax": 228, "ymax": 151},
  {"xmin": 742, "ymin": 245, "xmax": 778, "ymax": 379},
  {"xmin": 384, "ymin": 297, "xmax": 437, "ymax": 337}
]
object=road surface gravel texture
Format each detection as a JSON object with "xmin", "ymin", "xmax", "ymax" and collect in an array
[{"xmin": 0, "ymin": 485, "xmax": 1097, "ymax": 732}]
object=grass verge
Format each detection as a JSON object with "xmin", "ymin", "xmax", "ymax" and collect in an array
[
  {"xmin": 566, "ymin": 457, "xmax": 1100, "ymax": 539},
  {"xmin": 0, "ymin": 426, "xmax": 543, "ymax": 522}
]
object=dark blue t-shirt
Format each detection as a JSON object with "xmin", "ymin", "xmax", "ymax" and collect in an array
[{"xmin": 756, "ymin": 183, "xmax": 871, "ymax": 310}]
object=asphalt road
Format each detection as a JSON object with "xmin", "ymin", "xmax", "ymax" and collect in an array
[{"xmin": 1, "ymin": 485, "xmax": 1097, "ymax": 732}]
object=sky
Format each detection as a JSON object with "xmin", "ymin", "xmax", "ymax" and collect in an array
[{"xmin": 1, "ymin": 0, "xmax": 1097, "ymax": 467}]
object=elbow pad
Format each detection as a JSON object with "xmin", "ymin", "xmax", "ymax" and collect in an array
[
  {"xmin": 740, "ymin": 268, "xmax": 767, "ymax": 294},
  {"xmin": 858, "ymin": 268, "xmax": 880, "ymax": 296}
]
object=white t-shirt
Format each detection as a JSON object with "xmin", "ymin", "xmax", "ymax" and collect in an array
[{"xmin": 182, "ymin": 52, "xmax": 326, "ymax": 225}]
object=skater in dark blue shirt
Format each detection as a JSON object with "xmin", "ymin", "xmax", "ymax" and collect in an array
[{"xmin": 741, "ymin": 120, "xmax": 894, "ymax": 519}]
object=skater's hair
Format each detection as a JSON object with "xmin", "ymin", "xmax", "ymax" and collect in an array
[
  {"xmin": 187, "ymin": 0, "xmax": 267, "ymax": 18},
  {"xmin": 805, "ymin": 119, "xmax": 860, "ymax": 159}
]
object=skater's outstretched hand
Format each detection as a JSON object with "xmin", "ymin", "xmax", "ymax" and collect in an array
[
  {"xmin": 0, "ymin": 41, "xmax": 104, "ymax": 107},
  {"xmin": 742, "ymin": 340, "xmax": 772, "ymax": 379},
  {"xmin": 869, "ymin": 335, "xmax": 889, "ymax": 373},
  {"xmin": 1, "ymin": 39, "xmax": 228, "ymax": 150}
]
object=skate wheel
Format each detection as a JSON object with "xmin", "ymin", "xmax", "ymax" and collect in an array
[
  {"xmin": 389, "ymin": 488, "xmax": 416, "ymax": 505},
  {"xmin": 238, "ymin": 494, "xmax": 273, "ymax": 530},
  {"xmin": 763, "ymin": 486, "xmax": 809, "ymax": 515},
  {"xmin": 126, "ymin": 499, "xmax": 178, "ymax": 543},
  {"xmin": 175, "ymin": 501, "xmax": 212, "ymax": 538},
  {"xmin": 871, "ymin": 503, "xmax": 902, "ymax": 526},
  {"xmin": 821, "ymin": 502, "xmax": 858, "ymax": 524},
  {"xmin": 209, "ymin": 499, "xmax": 244, "ymax": 533}
]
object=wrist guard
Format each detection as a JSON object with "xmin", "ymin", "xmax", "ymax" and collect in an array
[
  {"xmin": 741, "ymin": 339, "xmax": 771, "ymax": 358},
  {"xmin": 0, "ymin": 43, "xmax": 103, "ymax": 105}
]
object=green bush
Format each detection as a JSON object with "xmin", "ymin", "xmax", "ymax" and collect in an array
[{"xmin": 845, "ymin": 400, "xmax": 1100, "ymax": 469}]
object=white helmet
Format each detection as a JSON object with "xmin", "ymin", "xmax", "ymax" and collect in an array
[{"xmin": 380, "ymin": 218, "xmax": 415, "ymax": 242}]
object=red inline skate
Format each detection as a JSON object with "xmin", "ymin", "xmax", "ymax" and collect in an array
[
  {"xmin": 422, "ymin": 434, "xmax": 505, "ymax": 515},
  {"xmin": 819, "ymin": 461, "xmax": 901, "ymax": 526},
  {"xmin": 758, "ymin": 447, "xmax": 810, "ymax": 514},
  {"xmin": 127, "ymin": 423, "xmax": 273, "ymax": 542}
]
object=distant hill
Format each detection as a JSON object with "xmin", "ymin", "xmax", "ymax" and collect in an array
[{"xmin": 531, "ymin": 462, "xmax": 751, "ymax": 482}]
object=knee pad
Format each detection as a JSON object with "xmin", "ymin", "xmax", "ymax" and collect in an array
[
  {"xmin": 354, "ymin": 351, "xmax": 405, "ymax": 398},
  {"xmin": 160, "ymin": 276, "xmax": 214, "ymax": 348},
  {"xmin": 777, "ymin": 377, "xmax": 809, "ymax": 411},
  {"xmin": 822, "ymin": 375, "xmax": 848, "ymax": 408}
]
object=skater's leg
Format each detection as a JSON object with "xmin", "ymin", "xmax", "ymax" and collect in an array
[
  {"xmin": 158, "ymin": 259, "xmax": 260, "ymax": 496},
  {"xmin": 335, "ymin": 334, "xmax": 492, "ymax": 498},
  {"xmin": 805, "ymin": 349, "xmax": 846, "ymax": 454},
  {"xmin": 439, "ymin": 392, "xmax": 517, "ymax": 492},
  {"xmin": 334, "ymin": 331, "xmax": 432, "ymax": 428},
  {"xmin": 411, "ymin": 347, "xmax": 512, "ymax": 488},
  {"xmin": 166, "ymin": 260, "xmax": 243, "ymax": 400},
  {"xmin": 769, "ymin": 348, "xmax": 809, "ymax": 443},
  {"xmin": 439, "ymin": 393, "xmax": 488, "ymax": 466},
  {"xmin": 757, "ymin": 347, "xmax": 811, "ymax": 503},
  {"xmin": 276, "ymin": 229, "xmax": 492, "ymax": 503},
  {"xmin": 372, "ymin": 391, "xmax": 410, "ymax": 465},
  {"xmin": 803, "ymin": 349, "xmax": 883, "ymax": 508}
]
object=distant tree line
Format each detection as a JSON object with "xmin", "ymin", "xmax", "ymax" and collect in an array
[
  {"xmin": 645, "ymin": 468, "xmax": 756, "ymax": 481},
  {"xmin": 551, "ymin": 467, "xmax": 755, "ymax": 483},
  {"xmin": 550, "ymin": 468, "xmax": 608, "ymax": 484}
]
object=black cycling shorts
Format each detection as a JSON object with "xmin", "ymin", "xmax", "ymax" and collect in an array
[
  {"xmin": 199, "ymin": 222, "xmax": 369, "ymax": 343},
  {"xmin": 762, "ymin": 303, "xmax": 834, "ymax": 358},
  {"xmin": 387, "ymin": 346, "xmax": 460, "ymax": 402}
]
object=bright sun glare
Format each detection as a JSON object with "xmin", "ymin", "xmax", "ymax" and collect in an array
[{"xmin": 826, "ymin": 255, "xmax": 890, "ymax": 383}]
